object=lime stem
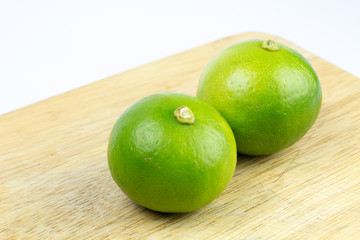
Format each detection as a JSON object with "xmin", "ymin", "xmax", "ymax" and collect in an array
[
  {"xmin": 261, "ymin": 40, "xmax": 280, "ymax": 52},
  {"xmin": 174, "ymin": 106, "xmax": 195, "ymax": 125}
]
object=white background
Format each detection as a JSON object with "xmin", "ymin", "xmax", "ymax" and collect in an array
[{"xmin": 1, "ymin": 0, "xmax": 359, "ymax": 115}]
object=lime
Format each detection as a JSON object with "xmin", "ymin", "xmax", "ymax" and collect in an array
[
  {"xmin": 197, "ymin": 39, "xmax": 322, "ymax": 155},
  {"xmin": 107, "ymin": 92, "xmax": 237, "ymax": 213}
]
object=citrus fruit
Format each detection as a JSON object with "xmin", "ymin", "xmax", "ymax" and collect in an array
[
  {"xmin": 107, "ymin": 92, "xmax": 237, "ymax": 213},
  {"xmin": 197, "ymin": 39, "xmax": 322, "ymax": 156}
]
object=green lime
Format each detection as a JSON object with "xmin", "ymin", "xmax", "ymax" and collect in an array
[
  {"xmin": 197, "ymin": 39, "xmax": 322, "ymax": 155},
  {"xmin": 107, "ymin": 92, "xmax": 237, "ymax": 213}
]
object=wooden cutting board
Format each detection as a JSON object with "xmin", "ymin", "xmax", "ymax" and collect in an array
[{"xmin": 1, "ymin": 32, "xmax": 360, "ymax": 239}]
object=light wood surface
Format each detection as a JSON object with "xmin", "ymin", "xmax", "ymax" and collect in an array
[{"xmin": 1, "ymin": 32, "xmax": 360, "ymax": 239}]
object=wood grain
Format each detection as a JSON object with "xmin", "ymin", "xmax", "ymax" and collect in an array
[{"xmin": 1, "ymin": 32, "xmax": 360, "ymax": 239}]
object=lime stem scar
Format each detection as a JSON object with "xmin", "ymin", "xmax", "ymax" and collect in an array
[
  {"xmin": 261, "ymin": 40, "xmax": 280, "ymax": 52},
  {"xmin": 174, "ymin": 106, "xmax": 195, "ymax": 125}
]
